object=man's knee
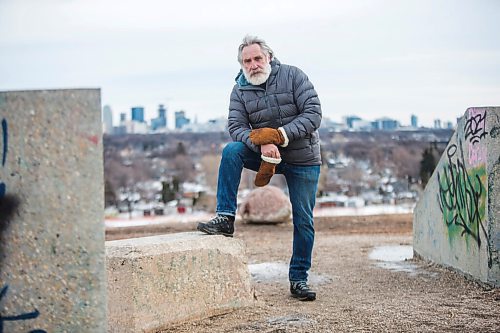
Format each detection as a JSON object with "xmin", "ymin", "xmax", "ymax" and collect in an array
[
  {"xmin": 291, "ymin": 208, "xmax": 315, "ymax": 227},
  {"xmin": 222, "ymin": 141, "xmax": 247, "ymax": 157}
]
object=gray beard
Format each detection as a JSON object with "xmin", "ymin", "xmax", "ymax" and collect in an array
[{"xmin": 243, "ymin": 62, "xmax": 271, "ymax": 85}]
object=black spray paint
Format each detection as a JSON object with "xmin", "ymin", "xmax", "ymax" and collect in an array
[
  {"xmin": 0, "ymin": 285, "xmax": 47, "ymax": 333},
  {"xmin": 0, "ymin": 118, "xmax": 7, "ymax": 198}
]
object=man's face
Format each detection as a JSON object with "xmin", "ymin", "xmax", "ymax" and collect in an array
[{"xmin": 241, "ymin": 44, "xmax": 271, "ymax": 85}]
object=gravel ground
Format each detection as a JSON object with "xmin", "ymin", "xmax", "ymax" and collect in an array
[{"xmin": 150, "ymin": 214, "xmax": 500, "ymax": 333}]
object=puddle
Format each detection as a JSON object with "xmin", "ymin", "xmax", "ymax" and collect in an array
[
  {"xmin": 369, "ymin": 245, "xmax": 437, "ymax": 277},
  {"xmin": 369, "ymin": 245, "xmax": 418, "ymax": 274},
  {"xmin": 369, "ymin": 245, "xmax": 413, "ymax": 262},
  {"xmin": 248, "ymin": 262, "xmax": 332, "ymax": 284}
]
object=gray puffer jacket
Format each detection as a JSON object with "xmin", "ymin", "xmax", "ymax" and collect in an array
[{"xmin": 228, "ymin": 59, "xmax": 322, "ymax": 165}]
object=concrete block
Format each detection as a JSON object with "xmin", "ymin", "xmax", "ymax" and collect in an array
[
  {"xmin": 0, "ymin": 89, "xmax": 106, "ymax": 331},
  {"xmin": 414, "ymin": 107, "xmax": 500, "ymax": 286},
  {"xmin": 106, "ymin": 232, "xmax": 254, "ymax": 332}
]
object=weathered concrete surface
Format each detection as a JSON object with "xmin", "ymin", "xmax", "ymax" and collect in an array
[
  {"xmin": 414, "ymin": 107, "xmax": 500, "ymax": 286},
  {"xmin": 238, "ymin": 186, "xmax": 292, "ymax": 224},
  {"xmin": 0, "ymin": 89, "xmax": 106, "ymax": 331},
  {"xmin": 106, "ymin": 232, "xmax": 254, "ymax": 332}
]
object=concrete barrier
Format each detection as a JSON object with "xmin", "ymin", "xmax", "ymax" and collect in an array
[
  {"xmin": 106, "ymin": 232, "xmax": 254, "ymax": 332},
  {"xmin": 0, "ymin": 89, "xmax": 106, "ymax": 331},
  {"xmin": 414, "ymin": 107, "xmax": 499, "ymax": 286}
]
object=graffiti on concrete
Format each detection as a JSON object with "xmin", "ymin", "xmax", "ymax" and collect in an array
[
  {"xmin": 469, "ymin": 143, "xmax": 487, "ymax": 167},
  {"xmin": 0, "ymin": 195, "xmax": 19, "ymax": 230},
  {"xmin": 465, "ymin": 108, "xmax": 488, "ymax": 144},
  {"xmin": 1, "ymin": 118, "xmax": 7, "ymax": 198},
  {"xmin": 490, "ymin": 125, "xmax": 500, "ymax": 139},
  {"xmin": 0, "ymin": 117, "xmax": 18, "ymax": 230},
  {"xmin": 437, "ymin": 140, "xmax": 492, "ymax": 267},
  {"xmin": 0, "ymin": 120, "xmax": 38, "ymax": 332},
  {"xmin": 0, "ymin": 117, "xmax": 17, "ymax": 234},
  {"xmin": 465, "ymin": 109, "xmax": 488, "ymax": 166},
  {"xmin": 0, "ymin": 285, "xmax": 46, "ymax": 333}
]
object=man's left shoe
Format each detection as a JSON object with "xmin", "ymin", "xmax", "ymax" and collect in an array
[
  {"xmin": 290, "ymin": 281, "xmax": 316, "ymax": 301},
  {"xmin": 197, "ymin": 214, "xmax": 234, "ymax": 237}
]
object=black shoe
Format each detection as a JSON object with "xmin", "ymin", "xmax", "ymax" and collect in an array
[
  {"xmin": 197, "ymin": 215, "xmax": 234, "ymax": 237},
  {"xmin": 290, "ymin": 281, "xmax": 316, "ymax": 301}
]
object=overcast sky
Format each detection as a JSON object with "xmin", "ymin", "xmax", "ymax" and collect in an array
[{"xmin": 1, "ymin": 0, "xmax": 499, "ymax": 128}]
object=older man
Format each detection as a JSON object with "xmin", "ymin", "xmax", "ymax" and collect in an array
[{"xmin": 197, "ymin": 35, "xmax": 322, "ymax": 301}]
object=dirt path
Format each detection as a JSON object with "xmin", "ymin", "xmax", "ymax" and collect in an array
[{"xmin": 151, "ymin": 214, "xmax": 499, "ymax": 332}]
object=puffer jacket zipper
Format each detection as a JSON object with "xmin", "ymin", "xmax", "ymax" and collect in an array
[{"xmin": 274, "ymin": 95, "xmax": 283, "ymax": 126}]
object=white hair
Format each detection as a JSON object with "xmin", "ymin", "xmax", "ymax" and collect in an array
[{"xmin": 237, "ymin": 35, "xmax": 274, "ymax": 64}]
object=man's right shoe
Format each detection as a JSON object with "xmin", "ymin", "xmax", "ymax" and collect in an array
[
  {"xmin": 197, "ymin": 214, "xmax": 234, "ymax": 237},
  {"xmin": 290, "ymin": 281, "xmax": 316, "ymax": 301}
]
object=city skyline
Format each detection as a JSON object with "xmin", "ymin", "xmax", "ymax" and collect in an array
[
  {"xmin": 1, "ymin": 1, "xmax": 499, "ymax": 127},
  {"xmin": 104, "ymin": 103, "xmax": 454, "ymax": 135},
  {"xmin": 105, "ymin": 103, "xmax": 430, "ymax": 129}
]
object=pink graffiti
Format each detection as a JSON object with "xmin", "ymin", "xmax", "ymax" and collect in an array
[
  {"xmin": 87, "ymin": 135, "xmax": 99, "ymax": 146},
  {"xmin": 469, "ymin": 144, "xmax": 486, "ymax": 166},
  {"xmin": 468, "ymin": 108, "xmax": 484, "ymax": 118}
]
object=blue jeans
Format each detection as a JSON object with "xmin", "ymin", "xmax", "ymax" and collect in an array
[{"xmin": 216, "ymin": 142, "xmax": 320, "ymax": 282}]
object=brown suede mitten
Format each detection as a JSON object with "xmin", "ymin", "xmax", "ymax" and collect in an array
[
  {"xmin": 250, "ymin": 128, "xmax": 285, "ymax": 146},
  {"xmin": 254, "ymin": 160, "xmax": 277, "ymax": 187}
]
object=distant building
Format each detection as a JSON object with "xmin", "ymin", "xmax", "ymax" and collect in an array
[
  {"xmin": 411, "ymin": 114, "xmax": 418, "ymax": 128},
  {"xmin": 131, "ymin": 107, "xmax": 145, "ymax": 123},
  {"xmin": 321, "ymin": 118, "xmax": 346, "ymax": 132},
  {"xmin": 175, "ymin": 110, "xmax": 190, "ymax": 129},
  {"xmin": 102, "ymin": 105, "xmax": 113, "ymax": 134},
  {"xmin": 151, "ymin": 104, "xmax": 167, "ymax": 131},
  {"xmin": 158, "ymin": 104, "xmax": 166, "ymax": 124},
  {"xmin": 113, "ymin": 125, "xmax": 127, "ymax": 135},
  {"xmin": 351, "ymin": 119, "xmax": 372, "ymax": 131},
  {"xmin": 126, "ymin": 120, "xmax": 148, "ymax": 134},
  {"xmin": 434, "ymin": 119, "xmax": 442, "ymax": 129},
  {"xmin": 343, "ymin": 116, "xmax": 362, "ymax": 129},
  {"xmin": 181, "ymin": 117, "xmax": 227, "ymax": 132},
  {"xmin": 445, "ymin": 121, "xmax": 454, "ymax": 129},
  {"xmin": 372, "ymin": 117, "xmax": 400, "ymax": 131},
  {"xmin": 119, "ymin": 112, "xmax": 126, "ymax": 123}
]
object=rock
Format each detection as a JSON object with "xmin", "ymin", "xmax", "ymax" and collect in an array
[
  {"xmin": 239, "ymin": 186, "xmax": 292, "ymax": 224},
  {"xmin": 106, "ymin": 232, "xmax": 254, "ymax": 332}
]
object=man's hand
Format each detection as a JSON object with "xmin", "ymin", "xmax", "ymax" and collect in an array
[
  {"xmin": 250, "ymin": 128, "xmax": 285, "ymax": 146},
  {"xmin": 260, "ymin": 144, "xmax": 280, "ymax": 159}
]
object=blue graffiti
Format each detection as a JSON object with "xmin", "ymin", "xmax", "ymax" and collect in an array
[
  {"xmin": 0, "ymin": 285, "xmax": 46, "ymax": 333},
  {"xmin": 0, "ymin": 118, "xmax": 6, "ymax": 198},
  {"xmin": 1, "ymin": 119, "xmax": 6, "ymax": 167}
]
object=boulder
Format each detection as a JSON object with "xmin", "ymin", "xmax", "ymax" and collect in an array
[{"xmin": 239, "ymin": 186, "xmax": 292, "ymax": 224}]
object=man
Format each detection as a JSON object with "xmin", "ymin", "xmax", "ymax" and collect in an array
[{"xmin": 197, "ymin": 35, "xmax": 322, "ymax": 301}]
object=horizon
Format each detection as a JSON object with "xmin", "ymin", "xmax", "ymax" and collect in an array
[
  {"xmin": 103, "ymin": 102, "xmax": 456, "ymax": 129},
  {"xmin": 1, "ymin": 0, "xmax": 499, "ymax": 128}
]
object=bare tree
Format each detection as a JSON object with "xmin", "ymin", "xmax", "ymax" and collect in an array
[
  {"xmin": 172, "ymin": 154, "xmax": 195, "ymax": 183},
  {"xmin": 338, "ymin": 163, "xmax": 364, "ymax": 195},
  {"xmin": 317, "ymin": 164, "xmax": 329, "ymax": 196},
  {"xmin": 200, "ymin": 154, "xmax": 221, "ymax": 190},
  {"xmin": 392, "ymin": 145, "xmax": 422, "ymax": 179}
]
